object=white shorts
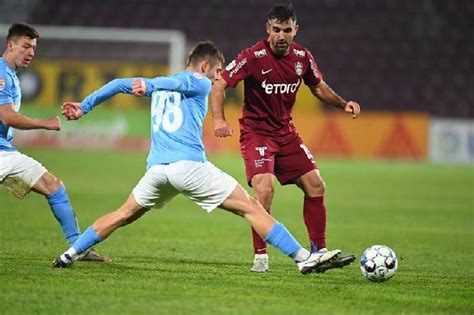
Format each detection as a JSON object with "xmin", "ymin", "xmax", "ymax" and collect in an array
[
  {"xmin": 0, "ymin": 151, "xmax": 48, "ymax": 198},
  {"xmin": 132, "ymin": 160, "xmax": 238, "ymax": 212}
]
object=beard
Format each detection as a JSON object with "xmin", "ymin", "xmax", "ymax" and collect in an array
[{"xmin": 273, "ymin": 40, "xmax": 289, "ymax": 56}]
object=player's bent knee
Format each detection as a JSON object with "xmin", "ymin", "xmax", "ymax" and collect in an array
[
  {"xmin": 33, "ymin": 172, "xmax": 63, "ymax": 196},
  {"xmin": 315, "ymin": 179, "xmax": 326, "ymax": 193}
]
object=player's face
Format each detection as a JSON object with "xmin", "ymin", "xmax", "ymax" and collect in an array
[
  {"xmin": 203, "ymin": 59, "xmax": 222, "ymax": 84},
  {"xmin": 266, "ymin": 18, "xmax": 299, "ymax": 56},
  {"xmin": 8, "ymin": 36, "xmax": 37, "ymax": 69}
]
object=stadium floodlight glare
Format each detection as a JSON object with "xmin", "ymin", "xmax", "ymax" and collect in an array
[{"xmin": 0, "ymin": 24, "xmax": 186, "ymax": 74}]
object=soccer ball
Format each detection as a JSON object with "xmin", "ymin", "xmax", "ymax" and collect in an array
[{"xmin": 360, "ymin": 245, "xmax": 398, "ymax": 282}]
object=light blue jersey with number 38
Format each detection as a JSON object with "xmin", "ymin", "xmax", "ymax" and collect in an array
[{"xmin": 80, "ymin": 71, "xmax": 211, "ymax": 168}]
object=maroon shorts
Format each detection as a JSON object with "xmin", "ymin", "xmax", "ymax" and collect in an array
[{"xmin": 240, "ymin": 132, "xmax": 317, "ymax": 186}]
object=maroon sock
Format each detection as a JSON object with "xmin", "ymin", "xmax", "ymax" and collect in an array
[
  {"xmin": 303, "ymin": 196, "xmax": 327, "ymax": 252},
  {"xmin": 252, "ymin": 208, "xmax": 270, "ymax": 254}
]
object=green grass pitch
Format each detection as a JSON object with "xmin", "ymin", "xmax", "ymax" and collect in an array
[{"xmin": 1, "ymin": 149, "xmax": 473, "ymax": 314}]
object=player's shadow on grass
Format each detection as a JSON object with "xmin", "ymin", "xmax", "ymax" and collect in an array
[{"xmin": 97, "ymin": 255, "xmax": 248, "ymax": 272}]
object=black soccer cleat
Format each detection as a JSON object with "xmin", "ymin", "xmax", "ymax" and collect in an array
[
  {"xmin": 52, "ymin": 254, "xmax": 74, "ymax": 268},
  {"xmin": 314, "ymin": 254, "xmax": 356, "ymax": 273}
]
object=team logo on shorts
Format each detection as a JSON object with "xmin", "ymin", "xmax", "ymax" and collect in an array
[
  {"xmin": 295, "ymin": 62, "xmax": 303, "ymax": 76},
  {"xmin": 0, "ymin": 78, "xmax": 5, "ymax": 91},
  {"xmin": 255, "ymin": 146, "xmax": 267, "ymax": 157}
]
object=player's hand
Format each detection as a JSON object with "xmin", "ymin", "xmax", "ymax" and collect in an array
[
  {"xmin": 214, "ymin": 119, "xmax": 233, "ymax": 137},
  {"xmin": 132, "ymin": 78, "xmax": 146, "ymax": 96},
  {"xmin": 344, "ymin": 101, "xmax": 361, "ymax": 119},
  {"xmin": 43, "ymin": 116, "xmax": 61, "ymax": 131},
  {"xmin": 62, "ymin": 102, "xmax": 84, "ymax": 120}
]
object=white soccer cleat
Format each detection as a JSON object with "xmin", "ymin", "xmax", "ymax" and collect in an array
[
  {"xmin": 250, "ymin": 253, "xmax": 269, "ymax": 272},
  {"xmin": 297, "ymin": 249, "xmax": 341, "ymax": 275}
]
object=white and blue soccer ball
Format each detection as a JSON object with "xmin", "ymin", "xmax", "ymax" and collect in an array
[{"xmin": 360, "ymin": 245, "xmax": 398, "ymax": 282}]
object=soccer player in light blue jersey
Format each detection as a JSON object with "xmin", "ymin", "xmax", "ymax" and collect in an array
[
  {"xmin": 0, "ymin": 23, "xmax": 108, "ymax": 261},
  {"xmin": 52, "ymin": 41, "xmax": 341, "ymax": 274}
]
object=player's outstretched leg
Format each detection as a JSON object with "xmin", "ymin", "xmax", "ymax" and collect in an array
[{"xmin": 53, "ymin": 194, "xmax": 147, "ymax": 268}]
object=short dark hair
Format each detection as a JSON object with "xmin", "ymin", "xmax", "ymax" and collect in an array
[
  {"xmin": 267, "ymin": 3, "xmax": 297, "ymax": 23},
  {"xmin": 7, "ymin": 22, "xmax": 39, "ymax": 43},
  {"xmin": 186, "ymin": 41, "xmax": 224, "ymax": 67}
]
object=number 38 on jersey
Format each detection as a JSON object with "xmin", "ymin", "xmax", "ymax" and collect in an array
[{"xmin": 151, "ymin": 91, "xmax": 183, "ymax": 133}]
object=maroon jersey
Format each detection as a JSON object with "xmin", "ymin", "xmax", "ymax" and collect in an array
[{"xmin": 221, "ymin": 39, "xmax": 322, "ymax": 137}]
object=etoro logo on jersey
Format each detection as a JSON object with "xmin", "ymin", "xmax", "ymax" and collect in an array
[{"xmin": 261, "ymin": 78, "xmax": 301, "ymax": 94}]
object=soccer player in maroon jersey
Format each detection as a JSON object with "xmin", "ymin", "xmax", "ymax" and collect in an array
[{"xmin": 211, "ymin": 3, "xmax": 361, "ymax": 273}]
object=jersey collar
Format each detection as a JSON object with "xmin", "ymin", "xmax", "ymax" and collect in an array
[{"xmin": 0, "ymin": 57, "xmax": 16, "ymax": 72}]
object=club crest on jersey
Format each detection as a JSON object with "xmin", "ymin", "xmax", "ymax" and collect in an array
[
  {"xmin": 295, "ymin": 62, "xmax": 303, "ymax": 76},
  {"xmin": 0, "ymin": 78, "xmax": 5, "ymax": 91},
  {"xmin": 254, "ymin": 49, "xmax": 267, "ymax": 58},
  {"xmin": 295, "ymin": 61, "xmax": 303, "ymax": 75},
  {"xmin": 293, "ymin": 49, "xmax": 305, "ymax": 57}
]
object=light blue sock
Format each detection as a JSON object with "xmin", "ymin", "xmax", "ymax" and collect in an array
[
  {"xmin": 72, "ymin": 226, "xmax": 102, "ymax": 254},
  {"xmin": 47, "ymin": 186, "xmax": 80, "ymax": 246},
  {"xmin": 263, "ymin": 222, "xmax": 302, "ymax": 258}
]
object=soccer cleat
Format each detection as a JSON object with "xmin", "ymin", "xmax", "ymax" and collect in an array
[
  {"xmin": 297, "ymin": 249, "xmax": 341, "ymax": 275},
  {"xmin": 314, "ymin": 254, "xmax": 356, "ymax": 273},
  {"xmin": 52, "ymin": 254, "xmax": 74, "ymax": 268},
  {"xmin": 76, "ymin": 248, "xmax": 110, "ymax": 262},
  {"xmin": 250, "ymin": 253, "xmax": 269, "ymax": 272}
]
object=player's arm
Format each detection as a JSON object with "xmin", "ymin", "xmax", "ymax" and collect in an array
[
  {"xmin": 62, "ymin": 78, "xmax": 138, "ymax": 120},
  {"xmin": 209, "ymin": 50, "xmax": 251, "ymax": 138},
  {"xmin": 210, "ymin": 78, "xmax": 233, "ymax": 137},
  {"xmin": 0, "ymin": 104, "xmax": 60, "ymax": 130},
  {"xmin": 140, "ymin": 75, "xmax": 207, "ymax": 97},
  {"xmin": 308, "ymin": 81, "xmax": 361, "ymax": 119}
]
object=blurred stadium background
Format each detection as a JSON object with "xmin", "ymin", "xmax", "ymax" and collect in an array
[{"xmin": 0, "ymin": 0, "xmax": 473, "ymax": 163}]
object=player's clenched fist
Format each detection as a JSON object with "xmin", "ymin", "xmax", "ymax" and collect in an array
[
  {"xmin": 213, "ymin": 119, "xmax": 233, "ymax": 137},
  {"xmin": 43, "ymin": 116, "xmax": 61, "ymax": 131},
  {"xmin": 344, "ymin": 101, "xmax": 361, "ymax": 119},
  {"xmin": 132, "ymin": 78, "xmax": 146, "ymax": 96},
  {"xmin": 61, "ymin": 102, "xmax": 84, "ymax": 120}
]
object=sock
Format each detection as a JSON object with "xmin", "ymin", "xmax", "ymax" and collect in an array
[
  {"xmin": 303, "ymin": 196, "xmax": 327, "ymax": 252},
  {"xmin": 47, "ymin": 186, "xmax": 81, "ymax": 246},
  {"xmin": 263, "ymin": 222, "xmax": 302, "ymax": 258},
  {"xmin": 293, "ymin": 248, "xmax": 311, "ymax": 263},
  {"xmin": 71, "ymin": 226, "xmax": 102, "ymax": 254},
  {"xmin": 251, "ymin": 208, "xmax": 270, "ymax": 254},
  {"xmin": 60, "ymin": 247, "xmax": 78, "ymax": 262}
]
